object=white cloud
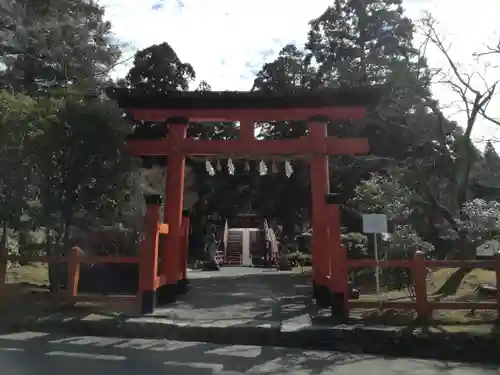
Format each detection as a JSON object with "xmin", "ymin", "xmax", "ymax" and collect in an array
[
  {"xmin": 100, "ymin": 0, "xmax": 332, "ymax": 89},
  {"xmin": 100, "ymin": 0, "xmax": 500, "ymax": 145}
]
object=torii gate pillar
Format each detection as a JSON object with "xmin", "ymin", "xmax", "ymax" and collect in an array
[
  {"xmin": 309, "ymin": 121, "xmax": 331, "ymax": 299},
  {"xmin": 157, "ymin": 122, "xmax": 188, "ymax": 304}
]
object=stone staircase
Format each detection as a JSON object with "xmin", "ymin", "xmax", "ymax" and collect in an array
[{"xmin": 224, "ymin": 230, "xmax": 243, "ymax": 265}]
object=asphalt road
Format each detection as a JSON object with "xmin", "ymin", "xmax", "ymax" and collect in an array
[{"xmin": 0, "ymin": 331, "xmax": 498, "ymax": 375}]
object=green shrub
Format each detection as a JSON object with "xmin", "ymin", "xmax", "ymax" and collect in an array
[{"xmin": 288, "ymin": 251, "xmax": 312, "ymax": 266}]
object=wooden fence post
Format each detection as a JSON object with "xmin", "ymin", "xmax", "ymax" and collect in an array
[
  {"xmin": 413, "ymin": 251, "xmax": 429, "ymax": 321},
  {"xmin": 67, "ymin": 246, "xmax": 81, "ymax": 303},
  {"xmin": 495, "ymin": 252, "xmax": 500, "ymax": 318},
  {"xmin": 139, "ymin": 194, "xmax": 161, "ymax": 314}
]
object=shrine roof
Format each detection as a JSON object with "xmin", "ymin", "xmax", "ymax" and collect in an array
[{"xmin": 105, "ymin": 86, "xmax": 383, "ymax": 110}]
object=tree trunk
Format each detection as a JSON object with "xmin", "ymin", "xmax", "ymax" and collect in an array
[
  {"xmin": 45, "ymin": 227, "xmax": 60, "ymax": 292},
  {"xmin": 62, "ymin": 216, "xmax": 71, "ymax": 249},
  {"xmin": 1, "ymin": 221, "xmax": 7, "ymax": 252}
]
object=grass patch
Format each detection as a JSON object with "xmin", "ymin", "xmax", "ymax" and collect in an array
[
  {"xmin": 1, "ymin": 263, "xmax": 138, "ymax": 321},
  {"xmin": 1, "ymin": 263, "xmax": 63, "ymax": 324},
  {"xmin": 6, "ymin": 262, "xmax": 50, "ymax": 286}
]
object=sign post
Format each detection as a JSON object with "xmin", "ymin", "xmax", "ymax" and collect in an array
[{"xmin": 362, "ymin": 214, "xmax": 388, "ymax": 307}]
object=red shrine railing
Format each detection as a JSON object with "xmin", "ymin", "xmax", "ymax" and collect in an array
[
  {"xmin": 346, "ymin": 253, "xmax": 500, "ymax": 318},
  {"xmin": 1, "ymin": 204, "xmax": 499, "ymax": 320}
]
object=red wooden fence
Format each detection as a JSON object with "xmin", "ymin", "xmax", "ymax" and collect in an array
[
  {"xmin": 347, "ymin": 251, "xmax": 500, "ymax": 319},
  {"xmin": 1, "ymin": 228, "xmax": 499, "ymax": 320},
  {"xmin": 0, "ymin": 215, "xmax": 174, "ymax": 312}
]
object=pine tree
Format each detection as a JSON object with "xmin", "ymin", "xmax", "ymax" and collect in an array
[
  {"xmin": 305, "ymin": 0, "xmax": 420, "ymax": 87},
  {"xmin": 126, "ymin": 42, "xmax": 195, "ymax": 94}
]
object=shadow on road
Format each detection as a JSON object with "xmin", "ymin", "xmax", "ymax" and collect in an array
[{"xmin": 0, "ymin": 332, "xmax": 498, "ymax": 375}]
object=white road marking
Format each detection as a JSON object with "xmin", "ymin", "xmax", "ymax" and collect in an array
[
  {"xmin": 0, "ymin": 332, "xmax": 200, "ymax": 357},
  {"xmin": 149, "ymin": 340, "xmax": 200, "ymax": 351},
  {"xmin": 114, "ymin": 338, "xmax": 200, "ymax": 351},
  {"xmin": 114, "ymin": 339, "xmax": 165, "ymax": 350},
  {"xmin": 49, "ymin": 336, "xmax": 201, "ymax": 352},
  {"xmin": 0, "ymin": 347, "xmax": 24, "ymax": 352},
  {"xmin": 164, "ymin": 361, "xmax": 224, "ymax": 371},
  {"xmin": 49, "ymin": 336, "xmax": 124, "ymax": 347},
  {"xmin": 205, "ymin": 345, "xmax": 262, "ymax": 358},
  {"xmin": 0, "ymin": 332, "xmax": 49, "ymax": 341},
  {"xmin": 46, "ymin": 351, "xmax": 127, "ymax": 361}
]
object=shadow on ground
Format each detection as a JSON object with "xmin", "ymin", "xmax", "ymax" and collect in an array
[{"xmin": 153, "ymin": 272, "xmax": 314, "ymax": 324}]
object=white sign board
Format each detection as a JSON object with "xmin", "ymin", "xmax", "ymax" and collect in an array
[
  {"xmin": 476, "ymin": 240, "xmax": 500, "ymax": 257},
  {"xmin": 362, "ymin": 214, "xmax": 388, "ymax": 234}
]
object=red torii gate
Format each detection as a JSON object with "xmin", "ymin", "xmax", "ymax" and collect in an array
[{"xmin": 107, "ymin": 87, "xmax": 381, "ymax": 315}]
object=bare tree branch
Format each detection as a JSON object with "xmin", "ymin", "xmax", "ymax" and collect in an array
[
  {"xmin": 418, "ymin": 12, "xmax": 500, "ymax": 209},
  {"xmin": 420, "ymin": 13, "xmax": 499, "ymax": 132},
  {"xmin": 474, "ymin": 37, "xmax": 500, "ymax": 59}
]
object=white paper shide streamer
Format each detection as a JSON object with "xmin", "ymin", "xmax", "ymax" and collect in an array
[
  {"xmin": 205, "ymin": 160, "xmax": 216, "ymax": 176},
  {"xmin": 227, "ymin": 158, "xmax": 235, "ymax": 175},
  {"xmin": 271, "ymin": 160, "xmax": 278, "ymax": 174},
  {"xmin": 202, "ymin": 157, "xmax": 293, "ymax": 177},
  {"xmin": 284, "ymin": 160, "xmax": 293, "ymax": 178},
  {"xmin": 259, "ymin": 160, "xmax": 267, "ymax": 176}
]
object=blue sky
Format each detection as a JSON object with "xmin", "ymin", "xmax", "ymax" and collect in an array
[{"xmin": 100, "ymin": 0, "xmax": 500, "ymax": 146}]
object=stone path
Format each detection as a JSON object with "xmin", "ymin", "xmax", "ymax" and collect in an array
[{"xmin": 149, "ymin": 267, "xmax": 313, "ymax": 329}]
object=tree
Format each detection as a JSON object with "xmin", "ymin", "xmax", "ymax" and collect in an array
[
  {"xmin": 0, "ymin": 90, "xmax": 37, "ymax": 250},
  {"xmin": 420, "ymin": 14, "xmax": 498, "ymax": 210},
  {"xmin": 126, "ymin": 42, "xmax": 195, "ymax": 93},
  {"xmin": 0, "ymin": 1, "xmax": 144, "ymax": 291},
  {"xmin": 252, "ymin": 44, "xmax": 315, "ymax": 93},
  {"xmin": 250, "ymin": 0, "xmax": 458, "ymax": 244},
  {"xmin": 473, "ymin": 142, "xmax": 500, "ymax": 195},
  {"xmin": 250, "ymin": 46, "xmax": 317, "ymax": 238},
  {"xmin": 28, "ymin": 90, "xmax": 132, "ymax": 288},
  {"xmin": 252, "ymin": 45, "xmax": 313, "ymax": 140},
  {"xmin": 483, "ymin": 142, "xmax": 500, "ymax": 171},
  {"xmin": 304, "ymin": 2, "xmax": 498, "ymax": 260},
  {"xmin": 305, "ymin": 0, "xmax": 417, "ymax": 87},
  {"xmin": 124, "ymin": 42, "xmax": 245, "ymax": 259},
  {"xmin": 124, "ymin": 41, "xmax": 198, "ymax": 153},
  {"xmin": 0, "ymin": 0, "xmax": 122, "ymax": 94}
]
